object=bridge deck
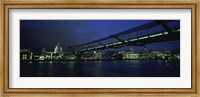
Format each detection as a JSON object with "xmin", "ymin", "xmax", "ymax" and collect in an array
[{"xmin": 79, "ymin": 29, "xmax": 180, "ymax": 52}]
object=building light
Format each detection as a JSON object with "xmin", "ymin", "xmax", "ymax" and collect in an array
[{"xmin": 39, "ymin": 56, "xmax": 45, "ymax": 60}]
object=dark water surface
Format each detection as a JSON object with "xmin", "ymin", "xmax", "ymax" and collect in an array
[{"xmin": 20, "ymin": 60, "xmax": 180, "ymax": 77}]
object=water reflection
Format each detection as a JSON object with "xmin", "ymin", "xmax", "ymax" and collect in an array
[{"xmin": 20, "ymin": 60, "xmax": 180, "ymax": 77}]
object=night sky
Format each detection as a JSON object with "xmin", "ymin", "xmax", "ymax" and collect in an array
[{"xmin": 20, "ymin": 20, "xmax": 180, "ymax": 53}]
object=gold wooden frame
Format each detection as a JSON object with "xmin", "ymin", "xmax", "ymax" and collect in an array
[{"xmin": 0, "ymin": 0, "xmax": 199, "ymax": 97}]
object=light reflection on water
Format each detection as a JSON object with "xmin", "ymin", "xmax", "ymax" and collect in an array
[{"xmin": 20, "ymin": 60, "xmax": 180, "ymax": 77}]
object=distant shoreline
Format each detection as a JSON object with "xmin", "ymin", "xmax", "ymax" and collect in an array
[{"xmin": 20, "ymin": 59, "xmax": 180, "ymax": 62}]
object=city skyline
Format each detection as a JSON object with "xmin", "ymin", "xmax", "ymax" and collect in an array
[{"xmin": 20, "ymin": 20, "xmax": 180, "ymax": 77}]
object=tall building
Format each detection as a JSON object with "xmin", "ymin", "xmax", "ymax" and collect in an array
[{"xmin": 54, "ymin": 42, "xmax": 63, "ymax": 54}]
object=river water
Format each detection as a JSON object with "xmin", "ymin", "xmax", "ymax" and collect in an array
[{"xmin": 20, "ymin": 60, "xmax": 180, "ymax": 77}]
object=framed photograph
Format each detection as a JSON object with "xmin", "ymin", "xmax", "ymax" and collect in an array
[{"xmin": 0, "ymin": 0, "xmax": 199, "ymax": 97}]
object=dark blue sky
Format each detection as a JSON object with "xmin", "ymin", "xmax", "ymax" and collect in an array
[{"xmin": 20, "ymin": 20, "xmax": 180, "ymax": 53}]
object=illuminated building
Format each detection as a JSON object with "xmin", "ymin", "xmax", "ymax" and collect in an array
[
  {"xmin": 20, "ymin": 49, "xmax": 33, "ymax": 61},
  {"xmin": 106, "ymin": 51, "xmax": 123, "ymax": 60},
  {"xmin": 81, "ymin": 51, "xmax": 101, "ymax": 60},
  {"xmin": 54, "ymin": 42, "xmax": 63, "ymax": 54},
  {"xmin": 38, "ymin": 43, "xmax": 65, "ymax": 60},
  {"xmin": 123, "ymin": 53, "xmax": 139, "ymax": 59},
  {"xmin": 139, "ymin": 47, "xmax": 151, "ymax": 59},
  {"xmin": 123, "ymin": 47, "xmax": 139, "ymax": 59},
  {"xmin": 64, "ymin": 54, "xmax": 76, "ymax": 60}
]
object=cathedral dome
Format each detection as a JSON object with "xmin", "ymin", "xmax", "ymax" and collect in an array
[{"xmin": 54, "ymin": 42, "xmax": 63, "ymax": 54}]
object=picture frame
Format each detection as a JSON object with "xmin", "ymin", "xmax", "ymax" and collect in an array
[{"xmin": 0, "ymin": 0, "xmax": 199, "ymax": 97}]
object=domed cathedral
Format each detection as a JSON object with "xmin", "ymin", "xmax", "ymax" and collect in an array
[
  {"xmin": 31, "ymin": 42, "xmax": 65, "ymax": 61},
  {"xmin": 52, "ymin": 42, "xmax": 64, "ymax": 60},
  {"xmin": 54, "ymin": 42, "xmax": 63, "ymax": 54}
]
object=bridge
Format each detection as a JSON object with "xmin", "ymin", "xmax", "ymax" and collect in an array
[{"xmin": 66, "ymin": 20, "xmax": 180, "ymax": 57}]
